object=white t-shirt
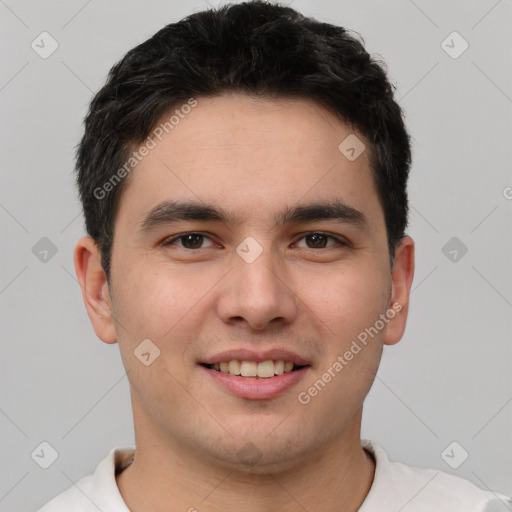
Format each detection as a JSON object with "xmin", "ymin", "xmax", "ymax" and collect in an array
[{"xmin": 37, "ymin": 439, "xmax": 511, "ymax": 511}]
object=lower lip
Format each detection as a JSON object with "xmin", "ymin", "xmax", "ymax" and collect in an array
[{"xmin": 201, "ymin": 366, "xmax": 310, "ymax": 400}]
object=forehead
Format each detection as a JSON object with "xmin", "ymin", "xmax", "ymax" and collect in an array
[{"xmin": 117, "ymin": 93, "xmax": 382, "ymax": 229}]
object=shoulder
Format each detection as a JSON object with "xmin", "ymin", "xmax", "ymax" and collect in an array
[
  {"xmin": 360, "ymin": 439, "xmax": 512, "ymax": 512},
  {"xmin": 36, "ymin": 446, "xmax": 135, "ymax": 512}
]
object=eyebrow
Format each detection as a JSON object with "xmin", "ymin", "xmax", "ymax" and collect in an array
[{"xmin": 137, "ymin": 199, "xmax": 367, "ymax": 233}]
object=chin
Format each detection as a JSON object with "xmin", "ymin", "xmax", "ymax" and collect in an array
[{"xmin": 198, "ymin": 432, "xmax": 318, "ymax": 476}]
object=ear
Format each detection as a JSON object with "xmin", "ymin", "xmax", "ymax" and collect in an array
[
  {"xmin": 74, "ymin": 236, "xmax": 117, "ymax": 344},
  {"xmin": 384, "ymin": 236, "xmax": 415, "ymax": 346}
]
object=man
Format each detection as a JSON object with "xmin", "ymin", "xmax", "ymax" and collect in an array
[{"xmin": 38, "ymin": 1, "xmax": 511, "ymax": 510}]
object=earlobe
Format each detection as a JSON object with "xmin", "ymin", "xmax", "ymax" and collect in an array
[
  {"xmin": 384, "ymin": 236, "xmax": 415, "ymax": 346},
  {"xmin": 74, "ymin": 236, "xmax": 118, "ymax": 344}
]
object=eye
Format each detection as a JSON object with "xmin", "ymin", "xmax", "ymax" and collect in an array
[
  {"xmin": 161, "ymin": 231, "xmax": 346, "ymax": 251},
  {"xmin": 294, "ymin": 232, "xmax": 345, "ymax": 249},
  {"xmin": 162, "ymin": 232, "xmax": 215, "ymax": 249}
]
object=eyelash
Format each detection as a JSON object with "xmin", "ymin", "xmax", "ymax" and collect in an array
[{"xmin": 161, "ymin": 232, "xmax": 348, "ymax": 250}]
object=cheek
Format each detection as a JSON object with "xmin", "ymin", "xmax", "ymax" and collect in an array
[
  {"xmin": 113, "ymin": 262, "xmax": 198, "ymax": 336},
  {"xmin": 301, "ymin": 261, "xmax": 390, "ymax": 340},
  {"xmin": 111, "ymin": 263, "xmax": 222, "ymax": 380},
  {"xmin": 111, "ymin": 267, "xmax": 200, "ymax": 398},
  {"xmin": 296, "ymin": 267, "xmax": 387, "ymax": 425}
]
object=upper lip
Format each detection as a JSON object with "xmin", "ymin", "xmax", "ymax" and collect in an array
[{"xmin": 200, "ymin": 348, "xmax": 311, "ymax": 366}]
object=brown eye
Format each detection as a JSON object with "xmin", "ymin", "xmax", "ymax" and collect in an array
[
  {"xmin": 306, "ymin": 234, "xmax": 328, "ymax": 248},
  {"xmin": 180, "ymin": 234, "xmax": 204, "ymax": 249},
  {"xmin": 163, "ymin": 233, "xmax": 214, "ymax": 249},
  {"xmin": 295, "ymin": 233, "xmax": 342, "ymax": 249}
]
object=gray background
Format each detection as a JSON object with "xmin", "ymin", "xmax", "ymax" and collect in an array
[{"xmin": 1, "ymin": 0, "xmax": 511, "ymax": 510}]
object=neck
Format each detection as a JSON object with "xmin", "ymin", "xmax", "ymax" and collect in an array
[{"xmin": 116, "ymin": 409, "xmax": 375, "ymax": 512}]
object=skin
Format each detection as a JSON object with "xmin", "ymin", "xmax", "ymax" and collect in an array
[{"xmin": 74, "ymin": 93, "xmax": 414, "ymax": 512}]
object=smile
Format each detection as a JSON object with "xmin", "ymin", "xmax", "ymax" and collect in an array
[
  {"xmin": 200, "ymin": 361, "xmax": 310, "ymax": 400},
  {"xmin": 203, "ymin": 359, "xmax": 304, "ymax": 378}
]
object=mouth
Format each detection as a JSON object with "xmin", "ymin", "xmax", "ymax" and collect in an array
[
  {"xmin": 198, "ymin": 351, "xmax": 311, "ymax": 400},
  {"xmin": 201, "ymin": 360, "xmax": 308, "ymax": 379},
  {"xmin": 198, "ymin": 349, "xmax": 312, "ymax": 400}
]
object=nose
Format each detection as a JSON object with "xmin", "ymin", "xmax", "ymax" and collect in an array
[{"xmin": 216, "ymin": 244, "xmax": 298, "ymax": 331}]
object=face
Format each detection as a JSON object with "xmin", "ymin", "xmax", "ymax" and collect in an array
[{"xmin": 76, "ymin": 93, "xmax": 414, "ymax": 473}]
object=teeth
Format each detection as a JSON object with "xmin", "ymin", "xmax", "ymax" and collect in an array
[
  {"xmin": 211, "ymin": 360, "xmax": 300, "ymax": 378},
  {"xmin": 240, "ymin": 361, "xmax": 257, "ymax": 377},
  {"xmin": 274, "ymin": 360, "xmax": 284, "ymax": 375},
  {"xmin": 257, "ymin": 360, "xmax": 275, "ymax": 378},
  {"xmin": 228, "ymin": 360, "xmax": 241, "ymax": 375}
]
